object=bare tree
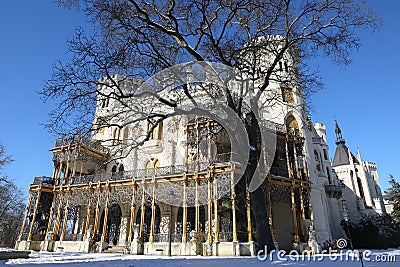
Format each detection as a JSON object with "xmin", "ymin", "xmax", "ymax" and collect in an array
[
  {"xmin": 42, "ymin": 0, "xmax": 381, "ymax": 251},
  {"xmin": 0, "ymin": 143, "xmax": 25, "ymax": 248}
]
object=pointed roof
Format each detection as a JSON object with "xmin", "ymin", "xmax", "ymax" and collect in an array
[{"xmin": 332, "ymin": 120, "xmax": 359, "ymax": 167}]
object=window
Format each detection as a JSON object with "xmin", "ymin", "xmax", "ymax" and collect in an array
[
  {"xmin": 326, "ymin": 167, "xmax": 332, "ymax": 184},
  {"xmin": 123, "ymin": 128, "xmax": 129, "ymax": 144},
  {"xmin": 147, "ymin": 120, "xmax": 163, "ymax": 140},
  {"xmin": 113, "ymin": 127, "xmax": 122, "ymax": 145},
  {"xmin": 323, "ymin": 149, "xmax": 328, "ymax": 160},
  {"xmin": 146, "ymin": 159, "xmax": 160, "ymax": 176},
  {"xmin": 281, "ymin": 87, "xmax": 294, "ymax": 103},
  {"xmin": 101, "ymin": 97, "xmax": 110, "ymax": 108},
  {"xmin": 286, "ymin": 115, "xmax": 301, "ymax": 135},
  {"xmin": 96, "ymin": 118, "xmax": 107, "ymax": 133},
  {"xmin": 314, "ymin": 150, "xmax": 321, "ymax": 172}
]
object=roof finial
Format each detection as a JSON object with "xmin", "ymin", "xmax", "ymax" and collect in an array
[{"xmin": 334, "ymin": 119, "xmax": 345, "ymax": 144}]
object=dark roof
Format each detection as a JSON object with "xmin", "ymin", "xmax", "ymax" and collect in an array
[{"xmin": 332, "ymin": 141, "xmax": 359, "ymax": 167}]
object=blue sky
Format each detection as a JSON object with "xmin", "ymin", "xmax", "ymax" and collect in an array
[{"xmin": 0, "ymin": 1, "xmax": 399, "ymax": 195}]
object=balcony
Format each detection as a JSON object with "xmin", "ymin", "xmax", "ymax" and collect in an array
[
  {"xmin": 32, "ymin": 176, "xmax": 55, "ymax": 186},
  {"xmin": 142, "ymin": 139, "xmax": 163, "ymax": 154},
  {"xmin": 53, "ymin": 136, "xmax": 109, "ymax": 160}
]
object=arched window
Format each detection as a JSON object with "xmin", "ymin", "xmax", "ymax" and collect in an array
[
  {"xmin": 146, "ymin": 159, "xmax": 160, "ymax": 176},
  {"xmin": 286, "ymin": 115, "xmax": 300, "ymax": 135},
  {"xmin": 118, "ymin": 164, "xmax": 124, "ymax": 173},
  {"xmin": 111, "ymin": 165, "xmax": 117, "ymax": 173}
]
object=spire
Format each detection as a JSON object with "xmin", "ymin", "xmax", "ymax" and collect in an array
[
  {"xmin": 357, "ymin": 148, "xmax": 362, "ymax": 162},
  {"xmin": 334, "ymin": 119, "xmax": 345, "ymax": 144}
]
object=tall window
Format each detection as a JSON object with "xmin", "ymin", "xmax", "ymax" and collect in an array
[
  {"xmin": 314, "ymin": 150, "xmax": 321, "ymax": 172},
  {"xmin": 281, "ymin": 87, "xmax": 294, "ymax": 103},
  {"xmin": 96, "ymin": 118, "xmax": 107, "ymax": 133},
  {"xmin": 113, "ymin": 127, "xmax": 123, "ymax": 145},
  {"xmin": 286, "ymin": 115, "xmax": 300, "ymax": 135},
  {"xmin": 147, "ymin": 120, "xmax": 163, "ymax": 140}
]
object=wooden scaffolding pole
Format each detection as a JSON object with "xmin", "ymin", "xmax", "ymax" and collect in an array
[
  {"xmin": 18, "ymin": 193, "xmax": 32, "ymax": 241},
  {"xmin": 182, "ymin": 174, "xmax": 188, "ymax": 243},
  {"xmin": 231, "ymin": 170, "xmax": 238, "ymax": 242},
  {"xmin": 60, "ymin": 187, "xmax": 71, "ymax": 241},
  {"xmin": 149, "ymin": 178, "xmax": 156, "ymax": 243},
  {"xmin": 213, "ymin": 174, "xmax": 219, "ymax": 243},
  {"xmin": 45, "ymin": 189, "xmax": 57, "ymax": 235},
  {"xmin": 128, "ymin": 181, "xmax": 137, "ymax": 242},
  {"xmin": 83, "ymin": 186, "xmax": 93, "ymax": 240},
  {"xmin": 207, "ymin": 174, "xmax": 212, "ymax": 243},
  {"xmin": 139, "ymin": 179, "xmax": 146, "ymax": 242},
  {"xmin": 92, "ymin": 183, "xmax": 102, "ymax": 240},
  {"xmin": 245, "ymin": 179, "xmax": 252, "ymax": 242},
  {"xmin": 290, "ymin": 183, "xmax": 300, "ymax": 243},
  {"xmin": 52, "ymin": 191, "xmax": 64, "ymax": 239},
  {"xmin": 100, "ymin": 183, "xmax": 111, "ymax": 242},
  {"xmin": 27, "ymin": 187, "xmax": 42, "ymax": 241}
]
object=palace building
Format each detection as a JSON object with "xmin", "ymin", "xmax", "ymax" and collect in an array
[{"xmin": 15, "ymin": 48, "xmax": 385, "ymax": 256}]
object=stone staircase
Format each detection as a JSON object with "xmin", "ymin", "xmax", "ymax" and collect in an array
[{"xmin": 103, "ymin": 245, "xmax": 128, "ymax": 254}]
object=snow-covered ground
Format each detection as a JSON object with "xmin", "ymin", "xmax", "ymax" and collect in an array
[{"xmin": 1, "ymin": 249, "xmax": 399, "ymax": 267}]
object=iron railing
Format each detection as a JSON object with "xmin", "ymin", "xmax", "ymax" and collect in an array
[{"xmin": 70, "ymin": 152, "xmax": 234, "ymax": 185}]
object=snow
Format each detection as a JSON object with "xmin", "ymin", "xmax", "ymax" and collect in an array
[{"xmin": 1, "ymin": 249, "xmax": 399, "ymax": 267}]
